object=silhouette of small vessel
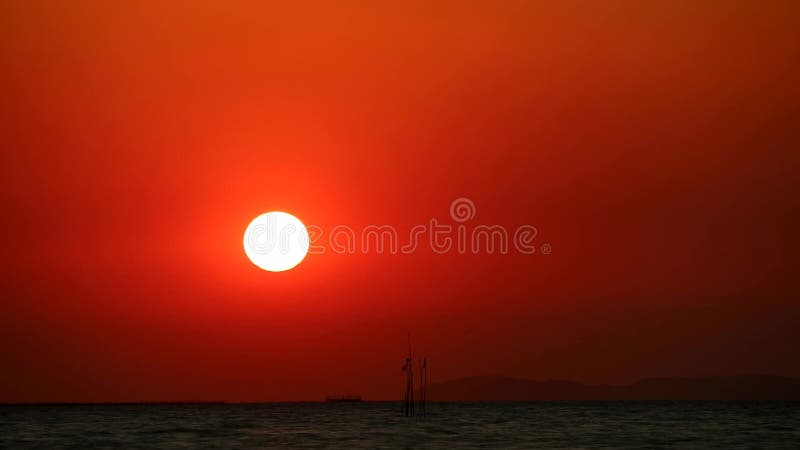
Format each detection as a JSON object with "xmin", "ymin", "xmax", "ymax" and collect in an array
[{"xmin": 324, "ymin": 395, "xmax": 363, "ymax": 403}]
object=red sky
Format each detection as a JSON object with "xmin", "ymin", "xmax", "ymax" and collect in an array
[{"xmin": 1, "ymin": 1, "xmax": 799, "ymax": 402}]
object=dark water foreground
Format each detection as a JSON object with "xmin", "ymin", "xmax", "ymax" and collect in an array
[{"xmin": 1, "ymin": 401, "xmax": 798, "ymax": 449}]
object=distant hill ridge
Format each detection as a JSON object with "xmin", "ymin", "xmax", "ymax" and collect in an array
[{"xmin": 428, "ymin": 375, "xmax": 800, "ymax": 400}]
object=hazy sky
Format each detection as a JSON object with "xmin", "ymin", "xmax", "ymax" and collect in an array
[{"xmin": 1, "ymin": 1, "xmax": 799, "ymax": 402}]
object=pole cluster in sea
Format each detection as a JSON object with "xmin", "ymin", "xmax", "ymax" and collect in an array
[{"xmin": 403, "ymin": 334, "xmax": 428, "ymax": 417}]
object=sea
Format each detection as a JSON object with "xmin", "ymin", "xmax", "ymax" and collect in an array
[{"xmin": 1, "ymin": 401, "xmax": 798, "ymax": 449}]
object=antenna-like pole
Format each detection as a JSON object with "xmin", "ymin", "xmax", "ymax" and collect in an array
[
  {"xmin": 407, "ymin": 334, "xmax": 414, "ymax": 416},
  {"xmin": 421, "ymin": 356, "xmax": 427, "ymax": 417},
  {"xmin": 403, "ymin": 357, "xmax": 410, "ymax": 417}
]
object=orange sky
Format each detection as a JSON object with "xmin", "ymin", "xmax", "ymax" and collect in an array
[{"xmin": 1, "ymin": 1, "xmax": 799, "ymax": 402}]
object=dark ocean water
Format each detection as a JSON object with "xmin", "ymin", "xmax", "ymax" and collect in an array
[{"xmin": 1, "ymin": 402, "xmax": 798, "ymax": 449}]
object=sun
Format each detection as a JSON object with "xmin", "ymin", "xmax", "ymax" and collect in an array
[{"xmin": 243, "ymin": 212, "xmax": 310, "ymax": 272}]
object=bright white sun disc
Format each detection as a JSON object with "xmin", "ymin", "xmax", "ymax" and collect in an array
[{"xmin": 243, "ymin": 212, "xmax": 309, "ymax": 272}]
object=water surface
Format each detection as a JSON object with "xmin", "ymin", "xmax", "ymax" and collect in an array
[{"xmin": 1, "ymin": 401, "xmax": 798, "ymax": 449}]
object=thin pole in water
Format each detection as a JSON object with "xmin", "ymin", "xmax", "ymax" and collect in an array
[
  {"xmin": 422, "ymin": 356, "xmax": 428, "ymax": 417},
  {"xmin": 407, "ymin": 334, "xmax": 414, "ymax": 416}
]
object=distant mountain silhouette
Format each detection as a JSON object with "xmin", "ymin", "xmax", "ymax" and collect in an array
[{"xmin": 428, "ymin": 375, "xmax": 800, "ymax": 401}]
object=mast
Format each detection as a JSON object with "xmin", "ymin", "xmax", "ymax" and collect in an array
[
  {"xmin": 420, "ymin": 356, "xmax": 427, "ymax": 417},
  {"xmin": 402, "ymin": 356, "xmax": 411, "ymax": 416},
  {"xmin": 407, "ymin": 334, "xmax": 414, "ymax": 416}
]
